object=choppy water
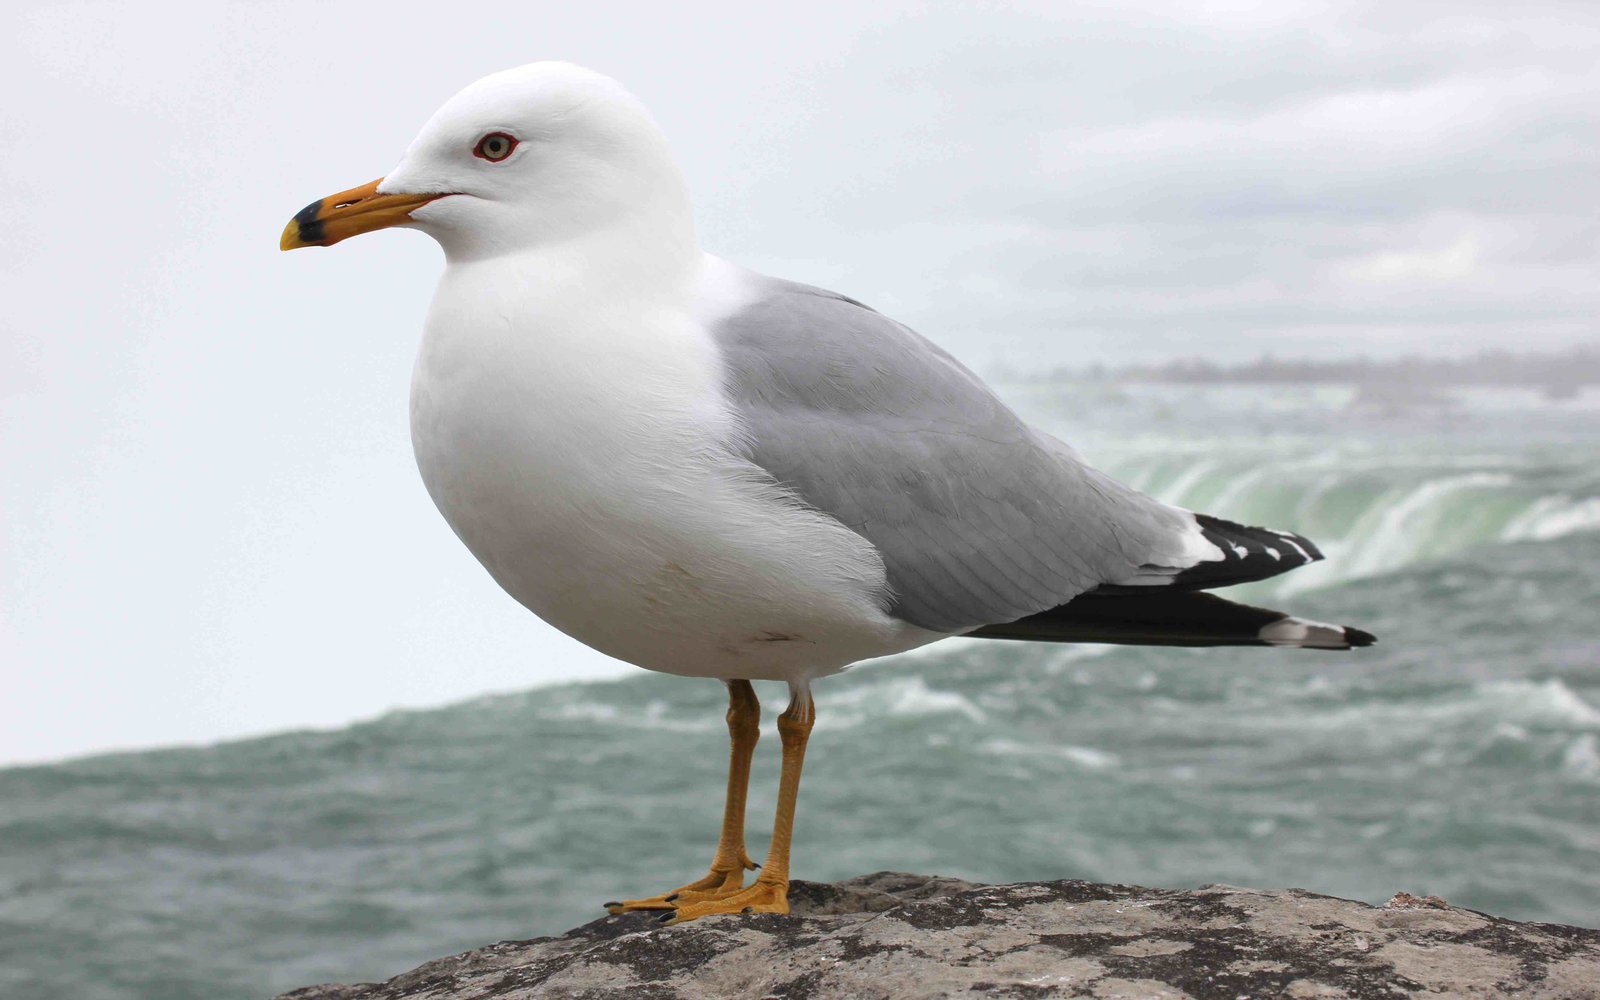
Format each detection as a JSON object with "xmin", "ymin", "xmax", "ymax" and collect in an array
[{"xmin": 3, "ymin": 383, "xmax": 1598, "ymax": 1000}]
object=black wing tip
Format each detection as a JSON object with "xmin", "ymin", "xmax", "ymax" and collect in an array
[
  {"xmin": 1344, "ymin": 626, "xmax": 1378, "ymax": 648},
  {"xmin": 969, "ymin": 591, "xmax": 1380, "ymax": 650},
  {"xmin": 1156, "ymin": 513, "xmax": 1327, "ymax": 591},
  {"xmin": 1195, "ymin": 512, "xmax": 1323, "ymax": 560}
]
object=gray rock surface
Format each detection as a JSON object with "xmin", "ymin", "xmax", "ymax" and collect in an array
[{"xmin": 275, "ymin": 872, "xmax": 1600, "ymax": 999}]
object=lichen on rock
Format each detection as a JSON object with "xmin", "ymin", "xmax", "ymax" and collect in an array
[{"xmin": 275, "ymin": 872, "xmax": 1600, "ymax": 999}]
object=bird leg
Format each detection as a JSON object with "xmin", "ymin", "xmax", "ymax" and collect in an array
[
  {"xmin": 666, "ymin": 682, "xmax": 814, "ymax": 923},
  {"xmin": 605, "ymin": 679, "xmax": 761, "ymax": 913}
]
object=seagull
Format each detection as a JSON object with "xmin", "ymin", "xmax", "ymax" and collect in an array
[{"xmin": 281, "ymin": 62, "xmax": 1375, "ymax": 924}]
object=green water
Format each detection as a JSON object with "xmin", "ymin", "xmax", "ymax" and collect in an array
[{"xmin": 3, "ymin": 383, "xmax": 1598, "ymax": 1000}]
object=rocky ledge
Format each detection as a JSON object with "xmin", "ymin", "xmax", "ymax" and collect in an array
[{"xmin": 276, "ymin": 872, "xmax": 1600, "ymax": 999}]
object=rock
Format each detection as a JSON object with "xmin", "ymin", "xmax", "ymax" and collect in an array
[{"xmin": 274, "ymin": 872, "xmax": 1600, "ymax": 999}]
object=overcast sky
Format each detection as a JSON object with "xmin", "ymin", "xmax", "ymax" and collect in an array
[{"xmin": 3, "ymin": 0, "xmax": 1596, "ymax": 764}]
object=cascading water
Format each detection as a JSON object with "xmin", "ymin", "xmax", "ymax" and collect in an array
[
  {"xmin": 1021, "ymin": 382, "xmax": 1600, "ymax": 597},
  {"xmin": 1107, "ymin": 449, "xmax": 1599, "ymax": 596}
]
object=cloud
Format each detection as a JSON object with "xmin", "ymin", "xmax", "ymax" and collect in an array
[
  {"xmin": 1339, "ymin": 232, "xmax": 1480, "ymax": 286},
  {"xmin": 705, "ymin": 2, "xmax": 1599, "ymax": 365}
]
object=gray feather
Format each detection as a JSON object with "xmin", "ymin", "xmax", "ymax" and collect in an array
[{"xmin": 712, "ymin": 273, "xmax": 1202, "ymax": 633}]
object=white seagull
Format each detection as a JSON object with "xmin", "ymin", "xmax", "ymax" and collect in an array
[{"xmin": 281, "ymin": 62, "xmax": 1374, "ymax": 924}]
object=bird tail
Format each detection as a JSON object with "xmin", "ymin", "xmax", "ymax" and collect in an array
[{"xmin": 969, "ymin": 590, "xmax": 1376, "ymax": 650}]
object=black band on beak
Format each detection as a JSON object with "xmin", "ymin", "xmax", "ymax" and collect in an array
[{"xmin": 292, "ymin": 200, "xmax": 327, "ymax": 247}]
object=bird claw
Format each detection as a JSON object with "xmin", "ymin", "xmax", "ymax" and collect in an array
[
  {"xmin": 661, "ymin": 879, "xmax": 789, "ymax": 924},
  {"xmin": 603, "ymin": 861, "xmax": 755, "ymax": 914}
]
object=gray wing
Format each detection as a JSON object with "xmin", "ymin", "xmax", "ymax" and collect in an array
[{"xmin": 711, "ymin": 271, "xmax": 1215, "ymax": 634}]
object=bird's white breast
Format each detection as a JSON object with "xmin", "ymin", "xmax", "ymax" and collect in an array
[{"xmin": 408, "ymin": 253, "xmax": 935, "ymax": 681}]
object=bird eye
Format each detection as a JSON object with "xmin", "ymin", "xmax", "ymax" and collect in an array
[{"xmin": 473, "ymin": 132, "xmax": 518, "ymax": 162}]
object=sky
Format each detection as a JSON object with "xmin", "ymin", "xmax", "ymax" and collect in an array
[{"xmin": 2, "ymin": 0, "xmax": 1596, "ymax": 764}]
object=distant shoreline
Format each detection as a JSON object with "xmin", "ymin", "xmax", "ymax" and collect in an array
[{"xmin": 1003, "ymin": 345, "xmax": 1600, "ymax": 393}]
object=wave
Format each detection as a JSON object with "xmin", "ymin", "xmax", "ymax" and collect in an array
[
  {"xmin": 976, "ymin": 738, "xmax": 1120, "ymax": 770},
  {"xmin": 1208, "ymin": 679, "xmax": 1600, "ymax": 745},
  {"xmin": 1495, "ymin": 679, "xmax": 1600, "ymax": 729},
  {"xmin": 814, "ymin": 677, "xmax": 988, "ymax": 730},
  {"xmin": 1562, "ymin": 734, "xmax": 1600, "ymax": 783},
  {"xmin": 1504, "ymin": 495, "xmax": 1600, "ymax": 542}
]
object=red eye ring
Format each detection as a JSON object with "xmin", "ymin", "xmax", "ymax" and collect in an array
[{"xmin": 473, "ymin": 132, "xmax": 518, "ymax": 162}]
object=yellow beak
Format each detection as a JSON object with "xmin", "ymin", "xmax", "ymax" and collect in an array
[{"xmin": 279, "ymin": 178, "xmax": 445, "ymax": 250}]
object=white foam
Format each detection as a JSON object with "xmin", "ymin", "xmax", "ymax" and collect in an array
[
  {"xmin": 539, "ymin": 699, "xmax": 621, "ymax": 723},
  {"xmin": 978, "ymin": 738, "xmax": 1120, "ymax": 770},
  {"xmin": 1503, "ymin": 495, "xmax": 1600, "ymax": 543},
  {"xmin": 1206, "ymin": 464, "xmax": 1274, "ymax": 518},
  {"xmin": 1561, "ymin": 734, "xmax": 1600, "ymax": 783},
  {"xmin": 1160, "ymin": 459, "xmax": 1221, "ymax": 507},
  {"xmin": 814, "ymin": 676, "xmax": 987, "ymax": 730},
  {"xmin": 1121, "ymin": 445, "xmax": 1582, "ymax": 599},
  {"xmin": 1245, "ymin": 678, "xmax": 1600, "ymax": 735},
  {"xmin": 1336, "ymin": 472, "xmax": 1514, "ymax": 580},
  {"xmin": 1041, "ymin": 643, "xmax": 1116, "ymax": 678},
  {"xmin": 537, "ymin": 696, "xmax": 720, "ymax": 732},
  {"xmin": 1488, "ymin": 679, "xmax": 1600, "ymax": 729}
]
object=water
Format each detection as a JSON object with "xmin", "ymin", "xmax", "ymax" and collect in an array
[{"xmin": 3, "ymin": 382, "xmax": 1598, "ymax": 1000}]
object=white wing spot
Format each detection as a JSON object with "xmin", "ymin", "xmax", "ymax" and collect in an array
[
  {"xmin": 1275, "ymin": 535, "xmax": 1311, "ymax": 561},
  {"xmin": 1259, "ymin": 616, "xmax": 1350, "ymax": 649}
]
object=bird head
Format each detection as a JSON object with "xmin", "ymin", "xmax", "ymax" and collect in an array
[{"xmin": 280, "ymin": 62, "xmax": 690, "ymax": 263}]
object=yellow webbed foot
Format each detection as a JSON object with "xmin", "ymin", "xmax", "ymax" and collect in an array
[
  {"xmin": 603, "ymin": 854, "xmax": 758, "ymax": 914},
  {"xmin": 661, "ymin": 877, "xmax": 789, "ymax": 924}
]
